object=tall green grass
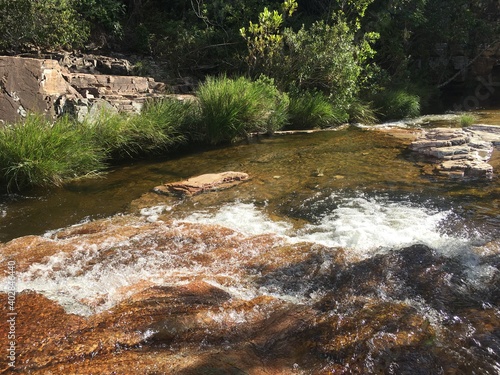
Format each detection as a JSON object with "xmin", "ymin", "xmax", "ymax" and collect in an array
[
  {"xmin": 127, "ymin": 98, "xmax": 193, "ymax": 154},
  {"xmin": 0, "ymin": 114, "xmax": 105, "ymax": 190},
  {"xmin": 1, "ymin": 76, "xmax": 392, "ymax": 191},
  {"xmin": 0, "ymin": 98, "xmax": 196, "ymax": 191},
  {"xmin": 287, "ymin": 91, "xmax": 342, "ymax": 129},
  {"xmin": 375, "ymin": 88, "xmax": 421, "ymax": 120},
  {"xmin": 82, "ymin": 98, "xmax": 194, "ymax": 158},
  {"xmin": 196, "ymin": 75, "xmax": 289, "ymax": 144}
]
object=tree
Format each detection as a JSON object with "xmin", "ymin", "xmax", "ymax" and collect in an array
[
  {"xmin": 241, "ymin": 0, "xmax": 378, "ymax": 112},
  {"xmin": 0, "ymin": 0, "xmax": 89, "ymax": 52}
]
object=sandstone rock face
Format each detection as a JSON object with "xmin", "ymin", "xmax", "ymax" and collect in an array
[
  {"xmin": 409, "ymin": 125, "xmax": 500, "ymax": 179},
  {"xmin": 154, "ymin": 172, "xmax": 250, "ymax": 196},
  {"xmin": 0, "ymin": 57, "xmax": 80, "ymax": 124},
  {"xmin": 0, "ymin": 55, "xmax": 173, "ymax": 124}
]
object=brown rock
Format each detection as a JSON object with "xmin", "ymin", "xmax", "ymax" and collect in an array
[
  {"xmin": 154, "ymin": 171, "xmax": 250, "ymax": 196},
  {"xmin": 0, "ymin": 56, "xmax": 172, "ymax": 124},
  {"xmin": 0, "ymin": 57, "xmax": 80, "ymax": 123}
]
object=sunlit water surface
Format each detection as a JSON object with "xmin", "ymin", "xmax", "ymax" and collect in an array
[{"xmin": 1, "ymin": 110, "xmax": 499, "ymax": 373}]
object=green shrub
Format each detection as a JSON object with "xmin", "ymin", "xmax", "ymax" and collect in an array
[
  {"xmin": 0, "ymin": 0, "xmax": 89, "ymax": 52},
  {"xmin": 75, "ymin": 0, "xmax": 125, "ymax": 37},
  {"xmin": 0, "ymin": 115, "xmax": 105, "ymax": 190},
  {"xmin": 459, "ymin": 113, "xmax": 476, "ymax": 127},
  {"xmin": 287, "ymin": 91, "xmax": 342, "ymax": 129},
  {"xmin": 196, "ymin": 75, "xmax": 288, "ymax": 144},
  {"xmin": 376, "ymin": 89, "xmax": 421, "ymax": 120}
]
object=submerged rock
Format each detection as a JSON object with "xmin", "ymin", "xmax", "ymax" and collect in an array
[{"xmin": 153, "ymin": 171, "xmax": 249, "ymax": 196}]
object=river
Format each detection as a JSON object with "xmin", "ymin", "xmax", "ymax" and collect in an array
[{"xmin": 0, "ymin": 111, "xmax": 499, "ymax": 373}]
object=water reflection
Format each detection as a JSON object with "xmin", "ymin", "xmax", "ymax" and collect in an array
[{"xmin": 1, "ymin": 112, "xmax": 499, "ymax": 243}]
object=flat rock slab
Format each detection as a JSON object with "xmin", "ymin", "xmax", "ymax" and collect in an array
[
  {"xmin": 409, "ymin": 125, "xmax": 500, "ymax": 180},
  {"xmin": 154, "ymin": 171, "xmax": 249, "ymax": 197}
]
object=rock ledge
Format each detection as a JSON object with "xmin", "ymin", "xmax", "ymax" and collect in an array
[{"xmin": 409, "ymin": 125, "xmax": 500, "ymax": 180}]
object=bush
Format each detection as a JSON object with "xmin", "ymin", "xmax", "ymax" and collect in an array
[
  {"xmin": 0, "ymin": 0, "xmax": 89, "ymax": 52},
  {"xmin": 0, "ymin": 115, "xmax": 105, "ymax": 190},
  {"xmin": 196, "ymin": 75, "xmax": 288, "ymax": 144},
  {"xmin": 241, "ymin": 1, "xmax": 378, "ymax": 110},
  {"xmin": 459, "ymin": 113, "xmax": 476, "ymax": 127},
  {"xmin": 376, "ymin": 89, "xmax": 421, "ymax": 120},
  {"xmin": 287, "ymin": 91, "xmax": 343, "ymax": 129}
]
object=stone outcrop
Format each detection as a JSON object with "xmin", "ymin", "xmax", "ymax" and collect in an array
[
  {"xmin": 0, "ymin": 55, "xmax": 171, "ymax": 124},
  {"xmin": 409, "ymin": 125, "xmax": 500, "ymax": 179},
  {"xmin": 0, "ymin": 212, "xmax": 498, "ymax": 374},
  {"xmin": 0, "ymin": 57, "xmax": 80, "ymax": 123},
  {"xmin": 154, "ymin": 172, "xmax": 250, "ymax": 196}
]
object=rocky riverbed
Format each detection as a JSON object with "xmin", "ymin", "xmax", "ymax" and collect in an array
[
  {"xmin": 1, "ymin": 208, "xmax": 498, "ymax": 374},
  {"xmin": 0, "ymin": 115, "xmax": 499, "ymax": 374}
]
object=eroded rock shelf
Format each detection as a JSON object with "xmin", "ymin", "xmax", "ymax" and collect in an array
[
  {"xmin": 410, "ymin": 124, "xmax": 500, "ymax": 180},
  {"xmin": 0, "ymin": 55, "xmax": 182, "ymax": 125}
]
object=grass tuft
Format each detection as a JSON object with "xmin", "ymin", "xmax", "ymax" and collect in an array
[
  {"xmin": 0, "ymin": 114, "xmax": 105, "ymax": 190},
  {"xmin": 286, "ymin": 91, "xmax": 342, "ymax": 129},
  {"xmin": 375, "ymin": 88, "xmax": 421, "ymax": 120},
  {"xmin": 196, "ymin": 75, "xmax": 288, "ymax": 144},
  {"xmin": 459, "ymin": 113, "xmax": 476, "ymax": 127}
]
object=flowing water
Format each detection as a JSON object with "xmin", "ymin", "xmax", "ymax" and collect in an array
[{"xmin": 1, "ymin": 111, "xmax": 499, "ymax": 373}]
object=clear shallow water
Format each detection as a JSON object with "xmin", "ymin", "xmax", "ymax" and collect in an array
[{"xmin": 0, "ymin": 112, "xmax": 499, "ymax": 243}]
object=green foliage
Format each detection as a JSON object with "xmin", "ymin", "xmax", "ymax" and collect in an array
[
  {"xmin": 347, "ymin": 99, "xmax": 378, "ymax": 124},
  {"xmin": 0, "ymin": 98, "xmax": 196, "ymax": 190},
  {"xmin": 82, "ymin": 99, "xmax": 193, "ymax": 158},
  {"xmin": 79, "ymin": 110, "xmax": 135, "ymax": 158},
  {"xmin": 127, "ymin": 99, "xmax": 191, "ymax": 154},
  {"xmin": 240, "ymin": 0, "xmax": 297, "ymax": 73},
  {"xmin": 196, "ymin": 75, "xmax": 288, "ymax": 144},
  {"xmin": 459, "ymin": 114, "xmax": 476, "ymax": 127},
  {"xmin": 0, "ymin": 0, "xmax": 89, "ymax": 52},
  {"xmin": 366, "ymin": 0, "xmax": 500, "ymax": 87},
  {"xmin": 375, "ymin": 88, "xmax": 421, "ymax": 120},
  {"xmin": 75, "ymin": 0, "xmax": 125, "ymax": 37},
  {"xmin": 0, "ymin": 114, "xmax": 105, "ymax": 190},
  {"xmin": 284, "ymin": 19, "xmax": 377, "ymax": 100},
  {"xmin": 287, "ymin": 91, "xmax": 342, "ymax": 129},
  {"xmin": 241, "ymin": 0, "xmax": 378, "ymax": 118}
]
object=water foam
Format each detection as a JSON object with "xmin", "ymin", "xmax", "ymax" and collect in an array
[
  {"xmin": 6, "ymin": 193, "xmax": 492, "ymax": 316},
  {"xmin": 180, "ymin": 194, "xmax": 472, "ymax": 258},
  {"xmin": 181, "ymin": 202, "xmax": 294, "ymax": 236}
]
